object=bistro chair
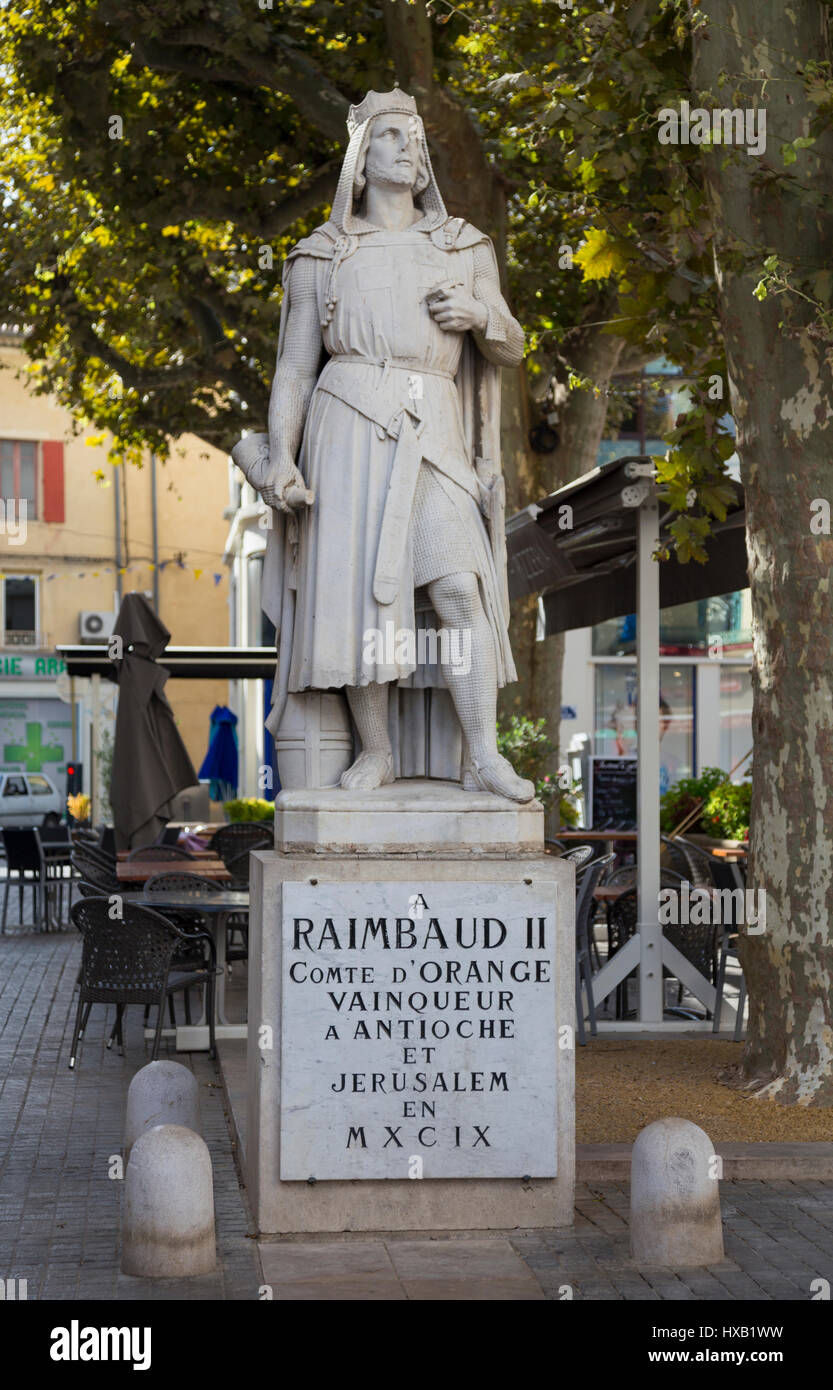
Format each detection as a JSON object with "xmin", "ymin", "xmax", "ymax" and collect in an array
[
  {"xmin": 661, "ymin": 834, "xmax": 713, "ymax": 887},
  {"xmin": 560, "ymin": 844, "xmax": 595, "ymax": 869},
  {"xmin": 68, "ymin": 896, "xmax": 218, "ymax": 1066},
  {"xmin": 602, "ymin": 863, "xmax": 637, "ymax": 889},
  {"xmin": 211, "ymin": 822, "xmax": 272, "ymax": 870},
  {"xmin": 1, "ymin": 827, "xmax": 54, "ymax": 933},
  {"xmin": 709, "ymin": 856, "xmax": 748, "ymax": 1037},
  {"xmin": 574, "ymin": 852, "xmax": 615, "ymax": 1045},
  {"xmin": 608, "ymin": 872, "xmax": 718, "ymax": 1020},
  {"xmin": 71, "ymin": 835, "xmax": 117, "ymax": 871},
  {"xmin": 75, "ymin": 880, "xmax": 104, "ymax": 899},
  {"xmin": 127, "ymin": 844, "xmax": 196, "ymax": 862},
  {"xmin": 713, "ymin": 935, "xmax": 747, "ymax": 1039},
  {"xmin": 143, "ymin": 871, "xmax": 223, "ymax": 1024},
  {"xmin": 70, "ymin": 849, "xmax": 121, "ymax": 895},
  {"xmin": 42, "ymin": 826, "xmax": 74, "ymax": 927},
  {"xmin": 221, "ymin": 850, "xmax": 253, "ymax": 970},
  {"xmin": 662, "ymin": 867, "xmax": 719, "ymax": 1019},
  {"xmin": 43, "ymin": 825, "xmax": 71, "ymax": 845},
  {"xmin": 71, "ymin": 827, "xmax": 100, "ymax": 847},
  {"xmin": 98, "ymin": 827, "xmax": 117, "ymax": 858}
]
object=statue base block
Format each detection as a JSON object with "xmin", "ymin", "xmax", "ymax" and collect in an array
[
  {"xmin": 273, "ymin": 778, "xmax": 544, "ymax": 856},
  {"xmin": 246, "ymin": 786, "xmax": 575, "ymax": 1234}
]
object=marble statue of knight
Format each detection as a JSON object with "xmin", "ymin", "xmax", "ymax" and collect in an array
[{"xmin": 233, "ymin": 89, "xmax": 535, "ymax": 802}]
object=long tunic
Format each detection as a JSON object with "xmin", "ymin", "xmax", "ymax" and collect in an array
[{"xmin": 284, "ymin": 224, "xmax": 521, "ymax": 695}]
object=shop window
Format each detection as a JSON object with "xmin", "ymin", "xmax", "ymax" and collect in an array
[
  {"xmin": 592, "ymin": 591, "xmax": 753, "ymax": 658},
  {"xmin": 594, "ymin": 662, "xmax": 694, "ymax": 792},
  {"xmin": 719, "ymin": 666, "xmax": 753, "ymax": 779}
]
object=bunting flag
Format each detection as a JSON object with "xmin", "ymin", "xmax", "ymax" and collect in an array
[{"xmin": 36, "ymin": 559, "xmax": 227, "ymax": 584}]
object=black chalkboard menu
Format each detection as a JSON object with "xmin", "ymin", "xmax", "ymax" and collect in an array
[{"xmin": 590, "ymin": 757, "xmax": 638, "ymax": 829}]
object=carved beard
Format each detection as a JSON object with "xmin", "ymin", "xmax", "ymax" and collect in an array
[{"xmin": 364, "ymin": 152, "xmax": 417, "ymax": 191}]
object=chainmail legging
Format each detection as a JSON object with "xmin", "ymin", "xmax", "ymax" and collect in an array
[
  {"xmin": 427, "ymin": 572, "xmax": 497, "ymax": 765},
  {"xmin": 346, "ymin": 571, "xmax": 497, "ymax": 766},
  {"xmin": 346, "ymin": 683, "xmax": 393, "ymax": 755}
]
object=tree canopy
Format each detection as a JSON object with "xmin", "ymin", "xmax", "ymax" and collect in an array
[{"xmin": 0, "ymin": 1, "xmax": 558, "ymax": 460}]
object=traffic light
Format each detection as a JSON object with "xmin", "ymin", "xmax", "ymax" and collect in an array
[{"xmin": 66, "ymin": 763, "xmax": 83, "ymax": 796}]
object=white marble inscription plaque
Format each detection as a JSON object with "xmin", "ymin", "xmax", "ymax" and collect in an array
[{"xmin": 280, "ymin": 880, "xmax": 558, "ymax": 1180}]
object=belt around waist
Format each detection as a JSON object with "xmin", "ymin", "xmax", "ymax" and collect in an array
[{"xmin": 326, "ymin": 354, "xmax": 455, "ymax": 380}]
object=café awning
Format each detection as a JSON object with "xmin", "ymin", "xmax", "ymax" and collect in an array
[
  {"xmin": 56, "ymin": 645, "xmax": 276, "ymax": 681},
  {"xmin": 506, "ymin": 456, "xmax": 748, "ymax": 1029},
  {"xmin": 507, "ymin": 455, "xmax": 746, "ymax": 633}
]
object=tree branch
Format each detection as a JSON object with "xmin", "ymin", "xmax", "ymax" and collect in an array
[
  {"xmin": 384, "ymin": 0, "xmax": 500, "ymax": 235},
  {"xmin": 384, "ymin": 0, "xmax": 435, "ymax": 96},
  {"xmin": 129, "ymin": 29, "xmax": 349, "ymax": 142},
  {"xmin": 259, "ymin": 163, "xmax": 340, "ymax": 236}
]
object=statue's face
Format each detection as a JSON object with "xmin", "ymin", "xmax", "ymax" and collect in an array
[{"xmin": 364, "ymin": 113, "xmax": 419, "ymax": 189}]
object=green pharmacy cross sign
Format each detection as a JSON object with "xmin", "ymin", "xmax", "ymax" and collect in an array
[{"xmin": 4, "ymin": 722, "xmax": 65, "ymax": 773}]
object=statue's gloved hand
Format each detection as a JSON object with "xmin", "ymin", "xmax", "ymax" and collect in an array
[
  {"xmin": 427, "ymin": 285, "xmax": 488, "ymax": 335},
  {"xmin": 230, "ymin": 435, "xmax": 314, "ymax": 513},
  {"xmin": 263, "ymin": 458, "xmax": 315, "ymax": 514}
]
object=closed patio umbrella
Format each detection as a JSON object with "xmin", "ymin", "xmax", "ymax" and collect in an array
[
  {"xmin": 198, "ymin": 704, "xmax": 239, "ymax": 801},
  {"xmin": 109, "ymin": 593, "xmax": 198, "ymax": 851}
]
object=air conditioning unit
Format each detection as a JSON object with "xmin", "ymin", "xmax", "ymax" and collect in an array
[{"xmin": 79, "ymin": 610, "xmax": 116, "ymax": 643}]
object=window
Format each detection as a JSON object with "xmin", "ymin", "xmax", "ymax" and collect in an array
[
  {"xmin": 592, "ymin": 591, "xmax": 753, "ymax": 657},
  {"xmin": 719, "ymin": 666, "xmax": 753, "ymax": 780},
  {"xmin": 27, "ymin": 776, "xmax": 52, "ymax": 796},
  {"xmin": 593, "ymin": 662, "xmax": 695, "ymax": 791},
  {"xmin": 1, "ymin": 776, "xmax": 26, "ymax": 797},
  {"xmin": 3, "ymin": 576, "xmax": 38, "ymax": 635},
  {"xmin": 0, "ymin": 440, "xmax": 37, "ymax": 518}
]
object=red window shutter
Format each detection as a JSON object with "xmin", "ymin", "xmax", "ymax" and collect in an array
[{"xmin": 42, "ymin": 441, "xmax": 65, "ymax": 523}]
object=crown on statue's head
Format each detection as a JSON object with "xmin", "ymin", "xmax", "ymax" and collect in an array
[{"xmin": 346, "ymin": 88, "xmax": 419, "ymax": 136}]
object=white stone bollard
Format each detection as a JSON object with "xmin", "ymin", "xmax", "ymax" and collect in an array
[
  {"xmin": 630, "ymin": 1117, "xmax": 724, "ymax": 1267},
  {"xmin": 122, "ymin": 1125, "xmax": 216, "ymax": 1277},
  {"xmin": 124, "ymin": 1061, "xmax": 199, "ymax": 1160}
]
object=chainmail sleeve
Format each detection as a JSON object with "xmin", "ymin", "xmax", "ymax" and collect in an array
[
  {"xmin": 470, "ymin": 240, "xmax": 525, "ymax": 368},
  {"xmin": 267, "ymin": 255, "xmax": 322, "ymax": 478}
]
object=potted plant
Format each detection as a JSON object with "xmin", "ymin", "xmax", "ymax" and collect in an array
[
  {"xmin": 496, "ymin": 715, "xmax": 581, "ymax": 828},
  {"xmin": 222, "ymin": 797, "xmax": 275, "ymax": 823},
  {"xmin": 660, "ymin": 766, "xmax": 750, "ymax": 848}
]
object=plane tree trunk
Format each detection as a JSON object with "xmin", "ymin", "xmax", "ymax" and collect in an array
[{"xmin": 694, "ymin": 0, "xmax": 833, "ymax": 1102}]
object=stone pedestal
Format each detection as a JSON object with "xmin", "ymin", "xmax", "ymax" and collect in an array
[{"xmin": 246, "ymin": 780, "xmax": 575, "ymax": 1234}]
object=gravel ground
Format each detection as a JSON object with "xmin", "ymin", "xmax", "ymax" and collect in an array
[{"xmin": 577, "ymin": 1039, "xmax": 833, "ymax": 1143}]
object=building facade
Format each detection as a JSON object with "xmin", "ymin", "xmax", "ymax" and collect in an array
[{"xmin": 0, "ymin": 330, "xmax": 231, "ymax": 818}]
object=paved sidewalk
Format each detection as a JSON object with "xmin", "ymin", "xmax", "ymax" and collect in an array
[
  {"xmin": 0, "ymin": 930, "xmax": 260, "ymax": 1299},
  {"xmin": 256, "ymin": 1183, "xmax": 833, "ymax": 1301},
  {"xmin": 2, "ymin": 932, "xmax": 832, "ymax": 1301}
]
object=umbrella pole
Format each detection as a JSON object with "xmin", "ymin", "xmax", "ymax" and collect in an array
[
  {"xmin": 636, "ymin": 491, "xmax": 663, "ymax": 1023},
  {"xmin": 91, "ymin": 673, "xmax": 101, "ymax": 826}
]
